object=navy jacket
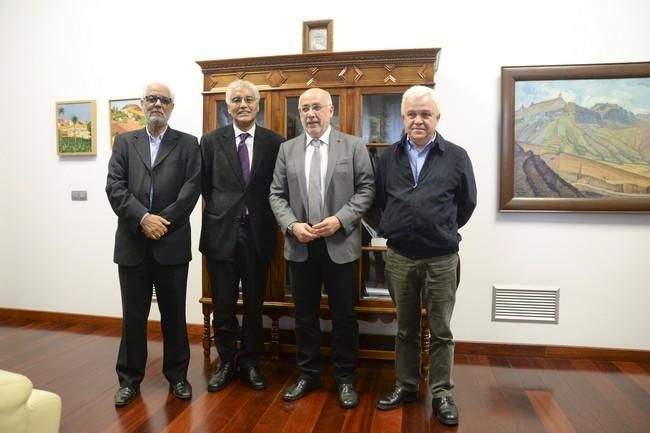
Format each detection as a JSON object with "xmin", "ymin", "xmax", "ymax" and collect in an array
[{"xmin": 375, "ymin": 132, "xmax": 477, "ymax": 259}]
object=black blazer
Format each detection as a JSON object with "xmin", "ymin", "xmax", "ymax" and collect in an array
[
  {"xmin": 106, "ymin": 127, "xmax": 201, "ymax": 266},
  {"xmin": 199, "ymin": 125, "xmax": 284, "ymax": 261}
]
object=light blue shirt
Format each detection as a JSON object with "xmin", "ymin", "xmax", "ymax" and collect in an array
[
  {"xmin": 141, "ymin": 126, "xmax": 167, "ymax": 220},
  {"xmin": 406, "ymin": 132, "xmax": 436, "ymax": 186}
]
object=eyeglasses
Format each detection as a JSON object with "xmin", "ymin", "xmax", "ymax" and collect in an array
[
  {"xmin": 230, "ymin": 96, "xmax": 257, "ymax": 105},
  {"xmin": 143, "ymin": 95, "xmax": 173, "ymax": 105},
  {"xmin": 300, "ymin": 104, "xmax": 331, "ymax": 113}
]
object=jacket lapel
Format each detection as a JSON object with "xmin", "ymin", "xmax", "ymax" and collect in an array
[
  {"xmin": 153, "ymin": 127, "xmax": 178, "ymax": 168},
  {"xmin": 324, "ymin": 129, "xmax": 342, "ymax": 196},
  {"xmin": 248, "ymin": 126, "xmax": 265, "ymax": 185},
  {"xmin": 133, "ymin": 128, "xmax": 151, "ymax": 171},
  {"xmin": 295, "ymin": 133, "xmax": 309, "ymax": 209},
  {"xmin": 221, "ymin": 126, "xmax": 245, "ymax": 186}
]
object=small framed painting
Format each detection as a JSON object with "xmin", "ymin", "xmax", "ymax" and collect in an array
[
  {"xmin": 56, "ymin": 100, "xmax": 97, "ymax": 156},
  {"xmin": 109, "ymin": 98, "xmax": 145, "ymax": 146}
]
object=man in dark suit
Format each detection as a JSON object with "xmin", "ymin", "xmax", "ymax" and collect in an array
[
  {"xmin": 106, "ymin": 82, "xmax": 201, "ymax": 407},
  {"xmin": 269, "ymin": 88, "xmax": 375, "ymax": 408},
  {"xmin": 200, "ymin": 80, "xmax": 284, "ymax": 392}
]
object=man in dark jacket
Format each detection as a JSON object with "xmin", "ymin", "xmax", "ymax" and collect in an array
[
  {"xmin": 106, "ymin": 82, "xmax": 201, "ymax": 407},
  {"xmin": 375, "ymin": 85, "xmax": 476, "ymax": 426},
  {"xmin": 199, "ymin": 80, "xmax": 283, "ymax": 392}
]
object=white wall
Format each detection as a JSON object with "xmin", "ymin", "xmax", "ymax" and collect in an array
[{"xmin": 1, "ymin": 0, "xmax": 648, "ymax": 350}]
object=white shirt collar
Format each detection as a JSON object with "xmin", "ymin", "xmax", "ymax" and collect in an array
[
  {"xmin": 234, "ymin": 124, "xmax": 256, "ymax": 139},
  {"xmin": 305, "ymin": 125, "xmax": 332, "ymax": 146}
]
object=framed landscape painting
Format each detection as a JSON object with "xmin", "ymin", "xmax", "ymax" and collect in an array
[
  {"xmin": 56, "ymin": 100, "xmax": 96, "ymax": 156},
  {"xmin": 500, "ymin": 62, "xmax": 650, "ymax": 212},
  {"xmin": 109, "ymin": 97, "xmax": 145, "ymax": 146}
]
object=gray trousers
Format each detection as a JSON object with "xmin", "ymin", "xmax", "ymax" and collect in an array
[{"xmin": 385, "ymin": 249, "xmax": 459, "ymax": 397}]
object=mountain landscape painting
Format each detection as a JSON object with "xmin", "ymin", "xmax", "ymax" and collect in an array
[{"xmin": 513, "ymin": 77, "xmax": 650, "ymax": 200}]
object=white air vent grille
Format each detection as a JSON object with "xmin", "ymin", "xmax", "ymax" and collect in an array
[{"xmin": 492, "ymin": 285, "xmax": 559, "ymax": 323}]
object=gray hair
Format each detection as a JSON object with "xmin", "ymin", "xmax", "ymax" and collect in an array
[
  {"xmin": 142, "ymin": 82, "xmax": 175, "ymax": 101},
  {"xmin": 225, "ymin": 79, "xmax": 260, "ymax": 104},
  {"xmin": 401, "ymin": 85, "xmax": 440, "ymax": 116}
]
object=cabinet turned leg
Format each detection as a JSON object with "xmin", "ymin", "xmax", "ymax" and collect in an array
[
  {"xmin": 202, "ymin": 311, "xmax": 211, "ymax": 357},
  {"xmin": 271, "ymin": 317, "xmax": 280, "ymax": 361},
  {"xmin": 421, "ymin": 316, "xmax": 430, "ymax": 379}
]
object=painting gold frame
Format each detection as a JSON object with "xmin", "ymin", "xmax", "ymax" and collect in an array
[
  {"xmin": 302, "ymin": 20, "xmax": 333, "ymax": 53},
  {"xmin": 56, "ymin": 100, "xmax": 97, "ymax": 156},
  {"xmin": 500, "ymin": 62, "xmax": 650, "ymax": 213}
]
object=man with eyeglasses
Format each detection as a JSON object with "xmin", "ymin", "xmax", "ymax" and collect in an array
[
  {"xmin": 269, "ymin": 88, "xmax": 374, "ymax": 408},
  {"xmin": 106, "ymin": 82, "xmax": 201, "ymax": 407},
  {"xmin": 199, "ymin": 80, "xmax": 284, "ymax": 393}
]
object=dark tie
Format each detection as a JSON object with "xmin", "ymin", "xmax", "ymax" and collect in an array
[
  {"xmin": 238, "ymin": 132, "xmax": 250, "ymax": 183},
  {"xmin": 308, "ymin": 139, "xmax": 322, "ymax": 225}
]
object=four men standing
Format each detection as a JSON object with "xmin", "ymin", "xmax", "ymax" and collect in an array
[{"xmin": 107, "ymin": 80, "xmax": 475, "ymax": 423}]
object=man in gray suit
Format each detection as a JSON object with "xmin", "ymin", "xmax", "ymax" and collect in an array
[
  {"xmin": 269, "ymin": 88, "xmax": 374, "ymax": 409},
  {"xmin": 106, "ymin": 82, "xmax": 201, "ymax": 407}
]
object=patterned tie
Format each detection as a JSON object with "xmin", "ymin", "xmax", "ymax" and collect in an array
[
  {"xmin": 237, "ymin": 132, "xmax": 250, "ymax": 183},
  {"xmin": 308, "ymin": 139, "xmax": 322, "ymax": 225}
]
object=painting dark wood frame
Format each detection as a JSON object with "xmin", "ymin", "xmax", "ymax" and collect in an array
[
  {"xmin": 500, "ymin": 62, "xmax": 650, "ymax": 213},
  {"xmin": 302, "ymin": 20, "xmax": 333, "ymax": 53}
]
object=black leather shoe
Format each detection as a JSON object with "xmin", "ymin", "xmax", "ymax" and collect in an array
[
  {"xmin": 432, "ymin": 396, "xmax": 459, "ymax": 425},
  {"xmin": 376, "ymin": 386, "xmax": 418, "ymax": 410},
  {"xmin": 208, "ymin": 361, "xmax": 236, "ymax": 392},
  {"xmin": 282, "ymin": 378, "xmax": 319, "ymax": 401},
  {"xmin": 170, "ymin": 380, "xmax": 192, "ymax": 399},
  {"xmin": 337, "ymin": 383, "xmax": 359, "ymax": 409},
  {"xmin": 114, "ymin": 386, "xmax": 138, "ymax": 407},
  {"xmin": 240, "ymin": 365, "xmax": 266, "ymax": 390}
]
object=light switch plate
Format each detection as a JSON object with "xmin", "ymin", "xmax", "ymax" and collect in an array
[{"xmin": 71, "ymin": 190, "xmax": 87, "ymax": 201}]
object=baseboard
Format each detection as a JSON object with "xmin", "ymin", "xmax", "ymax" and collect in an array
[
  {"xmin": 0, "ymin": 307, "xmax": 205, "ymax": 337},
  {"xmin": 1, "ymin": 308, "xmax": 648, "ymax": 362}
]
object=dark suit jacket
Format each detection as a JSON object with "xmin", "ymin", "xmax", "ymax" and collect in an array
[
  {"xmin": 199, "ymin": 124, "xmax": 284, "ymax": 261},
  {"xmin": 106, "ymin": 127, "xmax": 201, "ymax": 266}
]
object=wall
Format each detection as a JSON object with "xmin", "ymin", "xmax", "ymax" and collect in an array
[{"xmin": 0, "ymin": 0, "xmax": 648, "ymax": 350}]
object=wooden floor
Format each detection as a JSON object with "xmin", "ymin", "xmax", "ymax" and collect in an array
[{"xmin": 1, "ymin": 318, "xmax": 649, "ymax": 433}]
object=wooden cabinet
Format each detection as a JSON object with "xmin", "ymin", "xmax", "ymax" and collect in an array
[{"xmin": 197, "ymin": 48, "xmax": 440, "ymax": 360}]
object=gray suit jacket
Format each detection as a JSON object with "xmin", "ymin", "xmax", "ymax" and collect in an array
[{"xmin": 269, "ymin": 129, "xmax": 375, "ymax": 264}]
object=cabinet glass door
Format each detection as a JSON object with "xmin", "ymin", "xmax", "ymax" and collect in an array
[{"xmin": 361, "ymin": 93, "xmax": 403, "ymax": 145}]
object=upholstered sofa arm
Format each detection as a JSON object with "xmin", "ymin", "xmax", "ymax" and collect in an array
[{"xmin": 0, "ymin": 369, "xmax": 62, "ymax": 433}]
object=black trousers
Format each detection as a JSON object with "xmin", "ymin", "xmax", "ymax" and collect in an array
[
  {"xmin": 289, "ymin": 238, "xmax": 359, "ymax": 385},
  {"xmin": 116, "ymin": 251, "xmax": 190, "ymax": 388},
  {"xmin": 207, "ymin": 223, "xmax": 268, "ymax": 368}
]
